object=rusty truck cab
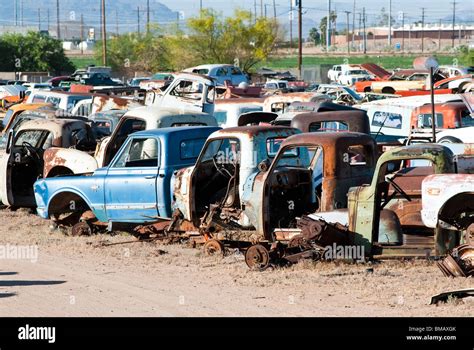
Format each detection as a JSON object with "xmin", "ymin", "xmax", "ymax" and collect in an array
[
  {"xmin": 410, "ymin": 102, "xmax": 472, "ymax": 130},
  {"xmin": 347, "ymin": 144, "xmax": 457, "ymax": 257},
  {"xmin": 290, "ymin": 110, "xmax": 371, "ymax": 134},
  {"xmin": 261, "ymin": 132, "xmax": 377, "ymax": 241},
  {"xmin": 1, "ymin": 118, "xmax": 96, "ymax": 207},
  {"xmin": 178, "ymin": 126, "xmax": 300, "ymax": 231}
]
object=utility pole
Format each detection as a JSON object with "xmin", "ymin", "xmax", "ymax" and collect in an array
[
  {"xmin": 200, "ymin": 0, "xmax": 203, "ymax": 12},
  {"xmin": 101, "ymin": 0, "xmax": 107, "ymax": 66},
  {"xmin": 459, "ymin": 24, "xmax": 462, "ymax": 45},
  {"xmin": 358, "ymin": 12, "xmax": 361, "ymax": 51},
  {"xmin": 80, "ymin": 14, "xmax": 84, "ymax": 54},
  {"xmin": 146, "ymin": 0, "xmax": 150, "ymax": 34},
  {"xmin": 421, "ymin": 8, "xmax": 425, "ymax": 53},
  {"xmin": 136, "ymin": 6, "xmax": 140, "ymax": 35},
  {"xmin": 264, "ymin": 4, "xmax": 267, "ymax": 18},
  {"xmin": 254, "ymin": 0, "xmax": 257, "ymax": 21},
  {"xmin": 451, "ymin": 1, "xmax": 456, "ymax": 48},
  {"xmin": 408, "ymin": 23, "xmax": 411, "ymax": 50},
  {"xmin": 14, "ymin": 0, "xmax": 17, "ymax": 26},
  {"xmin": 38, "ymin": 8, "xmax": 41, "ymax": 30},
  {"xmin": 20, "ymin": 0, "xmax": 23, "ymax": 26},
  {"xmin": 344, "ymin": 11, "xmax": 351, "ymax": 54},
  {"xmin": 99, "ymin": 4, "xmax": 102, "ymax": 40},
  {"xmin": 273, "ymin": 0, "xmax": 276, "ymax": 19},
  {"xmin": 56, "ymin": 0, "xmax": 60, "ymax": 40},
  {"xmin": 362, "ymin": 7, "xmax": 366, "ymax": 54},
  {"xmin": 298, "ymin": 0, "xmax": 303, "ymax": 79},
  {"xmin": 326, "ymin": 0, "xmax": 331, "ymax": 50},
  {"xmin": 260, "ymin": 0, "xmax": 263, "ymax": 17},
  {"xmin": 289, "ymin": 0, "xmax": 293, "ymax": 51},
  {"xmin": 438, "ymin": 19, "xmax": 441, "ymax": 50},
  {"xmin": 351, "ymin": 0, "xmax": 356, "ymax": 48},
  {"xmin": 115, "ymin": 10, "xmax": 118, "ymax": 35},
  {"xmin": 47, "ymin": 8, "xmax": 50, "ymax": 31},
  {"xmin": 388, "ymin": 0, "xmax": 392, "ymax": 47},
  {"xmin": 401, "ymin": 11, "xmax": 405, "ymax": 52}
]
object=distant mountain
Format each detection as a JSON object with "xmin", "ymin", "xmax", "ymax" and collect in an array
[{"xmin": 0, "ymin": 0, "xmax": 178, "ymax": 36}]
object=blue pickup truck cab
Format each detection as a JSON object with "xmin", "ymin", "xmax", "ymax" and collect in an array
[{"xmin": 34, "ymin": 126, "xmax": 220, "ymax": 231}]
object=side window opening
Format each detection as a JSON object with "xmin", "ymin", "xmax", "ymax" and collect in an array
[{"xmin": 113, "ymin": 138, "xmax": 159, "ymax": 168}]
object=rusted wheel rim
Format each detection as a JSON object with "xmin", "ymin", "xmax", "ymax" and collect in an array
[
  {"xmin": 245, "ymin": 244, "xmax": 270, "ymax": 271},
  {"xmin": 71, "ymin": 222, "xmax": 92, "ymax": 237},
  {"xmin": 203, "ymin": 239, "xmax": 224, "ymax": 256}
]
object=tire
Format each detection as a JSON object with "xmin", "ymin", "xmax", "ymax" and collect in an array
[
  {"xmin": 364, "ymin": 87, "xmax": 372, "ymax": 92},
  {"xmin": 438, "ymin": 136, "xmax": 463, "ymax": 144}
]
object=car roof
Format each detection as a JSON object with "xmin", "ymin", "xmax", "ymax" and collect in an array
[{"xmin": 131, "ymin": 126, "xmax": 221, "ymax": 138}]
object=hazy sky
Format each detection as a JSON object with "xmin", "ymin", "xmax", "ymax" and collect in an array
[{"xmin": 157, "ymin": 0, "xmax": 473, "ymax": 23}]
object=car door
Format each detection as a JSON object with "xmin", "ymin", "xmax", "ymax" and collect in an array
[
  {"xmin": 104, "ymin": 137, "xmax": 160, "ymax": 222},
  {"xmin": 0, "ymin": 131, "xmax": 14, "ymax": 204}
]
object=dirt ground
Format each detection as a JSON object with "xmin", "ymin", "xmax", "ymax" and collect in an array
[{"xmin": 0, "ymin": 208, "xmax": 472, "ymax": 317}]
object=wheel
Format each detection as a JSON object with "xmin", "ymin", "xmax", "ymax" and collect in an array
[
  {"xmin": 203, "ymin": 239, "xmax": 224, "ymax": 256},
  {"xmin": 438, "ymin": 136, "xmax": 463, "ymax": 144},
  {"xmin": 245, "ymin": 244, "xmax": 270, "ymax": 271},
  {"xmin": 71, "ymin": 221, "xmax": 92, "ymax": 236}
]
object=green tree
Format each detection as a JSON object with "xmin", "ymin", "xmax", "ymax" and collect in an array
[
  {"xmin": 319, "ymin": 11, "xmax": 337, "ymax": 46},
  {"xmin": 181, "ymin": 9, "xmax": 281, "ymax": 71},
  {"xmin": 0, "ymin": 32, "xmax": 74, "ymax": 73},
  {"xmin": 377, "ymin": 7, "xmax": 395, "ymax": 27},
  {"xmin": 95, "ymin": 26, "xmax": 171, "ymax": 75},
  {"xmin": 458, "ymin": 46, "xmax": 474, "ymax": 66},
  {"xmin": 309, "ymin": 27, "xmax": 321, "ymax": 45}
]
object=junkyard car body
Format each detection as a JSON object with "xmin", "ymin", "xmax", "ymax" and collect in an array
[
  {"xmin": 184, "ymin": 64, "xmax": 249, "ymax": 86},
  {"xmin": 34, "ymin": 126, "xmax": 221, "ymax": 224},
  {"xmin": 213, "ymin": 98, "xmax": 264, "ymax": 128},
  {"xmin": 290, "ymin": 110, "xmax": 371, "ymax": 134},
  {"xmin": 43, "ymin": 106, "xmax": 218, "ymax": 177},
  {"xmin": 307, "ymin": 144, "xmax": 469, "ymax": 257},
  {"xmin": 26, "ymin": 91, "xmax": 92, "ymax": 112},
  {"xmin": 172, "ymin": 127, "xmax": 376, "ymax": 242},
  {"xmin": 0, "ymin": 118, "xmax": 97, "ymax": 207},
  {"xmin": 1, "ymin": 102, "xmax": 52, "ymax": 132},
  {"xmin": 144, "ymin": 73, "xmax": 216, "ymax": 116},
  {"xmin": 421, "ymin": 173, "xmax": 474, "ymax": 234}
]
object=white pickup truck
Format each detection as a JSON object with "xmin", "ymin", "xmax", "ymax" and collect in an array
[
  {"xmin": 421, "ymin": 173, "xmax": 474, "ymax": 243},
  {"xmin": 421, "ymin": 144, "xmax": 474, "ymax": 242}
]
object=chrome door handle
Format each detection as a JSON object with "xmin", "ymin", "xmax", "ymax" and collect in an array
[{"xmin": 144, "ymin": 175, "xmax": 156, "ymax": 179}]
